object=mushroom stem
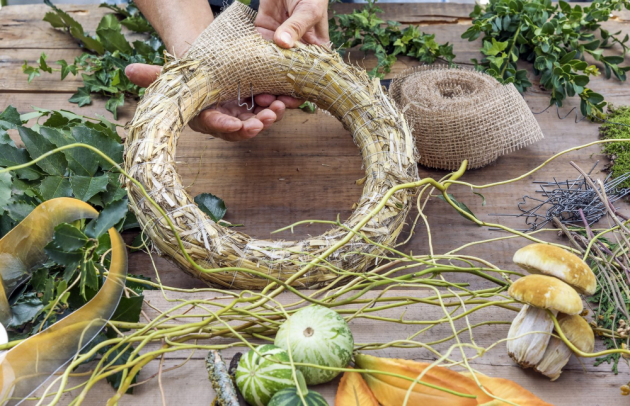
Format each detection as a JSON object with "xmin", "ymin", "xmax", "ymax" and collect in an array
[
  {"xmin": 507, "ymin": 305, "xmax": 556, "ymax": 368},
  {"xmin": 534, "ymin": 337, "xmax": 572, "ymax": 381}
]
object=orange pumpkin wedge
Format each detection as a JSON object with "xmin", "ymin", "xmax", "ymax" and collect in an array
[
  {"xmin": 335, "ymin": 367, "xmax": 379, "ymax": 406},
  {"xmin": 461, "ymin": 372, "xmax": 553, "ymax": 406},
  {"xmin": 355, "ymin": 353, "xmax": 482, "ymax": 406}
]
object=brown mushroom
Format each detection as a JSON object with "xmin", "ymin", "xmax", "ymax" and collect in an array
[
  {"xmin": 534, "ymin": 313, "xmax": 595, "ymax": 381},
  {"xmin": 506, "ymin": 275, "xmax": 583, "ymax": 368},
  {"xmin": 513, "ymin": 243, "xmax": 596, "ymax": 295}
]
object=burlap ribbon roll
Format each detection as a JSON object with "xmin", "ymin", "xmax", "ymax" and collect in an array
[{"xmin": 390, "ymin": 66, "xmax": 544, "ymax": 170}]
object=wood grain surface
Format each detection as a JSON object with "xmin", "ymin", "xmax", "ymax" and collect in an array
[{"xmin": 1, "ymin": 2, "xmax": 630, "ymax": 405}]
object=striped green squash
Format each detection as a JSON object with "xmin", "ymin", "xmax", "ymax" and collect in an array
[
  {"xmin": 267, "ymin": 387, "xmax": 329, "ymax": 406},
  {"xmin": 274, "ymin": 305, "xmax": 354, "ymax": 385},
  {"xmin": 235, "ymin": 345, "xmax": 294, "ymax": 406}
]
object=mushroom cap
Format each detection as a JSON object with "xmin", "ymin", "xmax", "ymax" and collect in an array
[
  {"xmin": 513, "ymin": 244, "xmax": 596, "ymax": 295},
  {"xmin": 557, "ymin": 313, "xmax": 595, "ymax": 353},
  {"xmin": 508, "ymin": 275, "xmax": 583, "ymax": 315}
]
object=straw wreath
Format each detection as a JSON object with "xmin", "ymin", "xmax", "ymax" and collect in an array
[{"xmin": 123, "ymin": 2, "xmax": 418, "ymax": 289}]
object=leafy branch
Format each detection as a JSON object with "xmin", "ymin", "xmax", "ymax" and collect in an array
[
  {"xmin": 22, "ymin": 1, "xmax": 165, "ymax": 119},
  {"xmin": 329, "ymin": 0, "xmax": 455, "ymax": 78},
  {"xmin": 462, "ymin": 0, "xmax": 630, "ymax": 118}
]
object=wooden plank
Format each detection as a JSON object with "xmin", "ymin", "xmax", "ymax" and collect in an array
[
  {"xmin": 0, "ymin": 4, "xmax": 145, "ymax": 49},
  {"xmin": 30, "ymin": 290, "xmax": 629, "ymax": 405}
]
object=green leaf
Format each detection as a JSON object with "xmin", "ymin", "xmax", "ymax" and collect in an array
[
  {"xmin": 70, "ymin": 174, "xmax": 109, "ymax": 201},
  {"xmin": 50, "ymin": 223, "xmax": 89, "ymax": 252},
  {"xmin": 437, "ymin": 193, "xmax": 479, "ymax": 223},
  {"xmin": 96, "ymin": 14, "xmax": 133, "ymax": 54},
  {"xmin": 6, "ymin": 201, "xmax": 34, "ymax": 223},
  {"xmin": 0, "ymin": 144, "xmax": 42, "ymax": 181},
  {"xmin": 69, "ymin": 87, "xmax": 92, "ymax": 107},
  {"xmin": 481, "ymin": 38, "xmax": 509, "ymax": 56},
  {"xmin": 40, "ymin": 127, "xmax": 99, "ymax": 176},
  {"xmin": 17, "ymin": 126, "xmax": 68, "ymax": 176},
  {"xmin": 71, "ymin": 126, "xmax": 123, "ymax": 169},
  {"xmin": 105, "ymin": 93, "xmax": 125, "ymax": 120},
  {"xmin": 57, "ymin": 60, "xmax": 78, "ymax": 80},
  {"xmin": 9, "ymin": 292, "xmax": 43, "ymax": 327},
  {"xmin": 0, "ymin": 105, "xmax": 22, "ymax": 129},
  {"xmin": 43, "ymin": 242, "xmax": 83, "ymax": 267},
  {"xmin": 85, "ymin": 199, "xmax": 128, "ymax": 239},
  {"xmin": 38, "ymin": 53, "xmax": 52, "ymax": 74},
  {"xmin": 101, "ymin": 173, "xmax": 127, "ymax": 206},
  {"xmin": 0, "ymin": 172, "xmax": 11, "ymax": 215},
  {"xmin": 111, "ymin": 295, "xmax": 143, "ymax": 323},
  {"xmin": 121, "ymin": 16, "xmax": 153, "ymax": 33},
  {"xmin": 102, "ymin": 345, "xmax": 138, "ymax": 393},
  {"xmin": 39, "ymin": 175, "xmax": 72, "ymax": 200},
  {"xmin": 194, "ymin": 193, "xmax": 227, "ymax": 223}
]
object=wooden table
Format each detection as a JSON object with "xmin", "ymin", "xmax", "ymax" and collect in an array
[{"xmin": 1, "ymin": 2, "xmax": 630, "ymax": 405}]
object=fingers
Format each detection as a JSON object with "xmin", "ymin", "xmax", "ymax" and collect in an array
[
  {"xmin": 189, "ymin": 107, "xmax": 279, "ymax": 142},
  {"xmin": 125, "ymin": 64, "xmax": 162, "ymax": 88},
  {"xmin": 275, "ymin": 0, "xmax": 328, "ymax": 48}
]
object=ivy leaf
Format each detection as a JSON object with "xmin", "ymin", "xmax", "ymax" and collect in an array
[
  {"xmin": 39, "ymin": 175, "xmax": 72, "ymax": 200},
  {"xmin": 111, "ymin": 295, "xmax": 143, "ymax": 323},
  {"xmin": 194, "ymin": 193, "xmax": 227, "ymax": 223},
  {"xmin": 85, "ymin": 199, "xmax": 128, "ymax": 239},
  {"xmin": 22, "ymin": 62, "xmax": 40, "ymax": 83},
  {"xmin": 70, "ymin": 174, "xmax": 109, "ymax": 202},
  {"xmin": 69, "ymin": 87, "xmax": 92, "ymax": 107},
  {"xmin": 17, "ymin": 126, "xmax": 68, "ymax": 176},
  {"xmin": 56, "ymin": 60, "xmax": 78, "ymax": 80},
  {"xmin": 105, "ymin": 93, "xmax": 125, "ymax": 120}
]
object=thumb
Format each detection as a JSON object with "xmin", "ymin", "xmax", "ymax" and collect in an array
[
  {"xmin": 274, "ymin": 2, "xmax": 324, "ymax": 48},
  {"xmin": 125, "ymin": 63, "xmax": 162, "ymax": 88}
]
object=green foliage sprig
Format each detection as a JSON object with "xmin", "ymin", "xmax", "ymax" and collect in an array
[
  {"xmin": 462, "ymin": 0, "xmax": 630, "ymax": 117},
  {"xmin": 22, "ymin": 1, "xmax": 165, "ymax": 119},
  {"xmin": 329, "ymin": 0, "xmax": 455, "ymax": 78}
]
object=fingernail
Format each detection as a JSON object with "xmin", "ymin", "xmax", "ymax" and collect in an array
[{"xmin": 281, "ymin": 32, "xmax": 293, "ymax": 47}]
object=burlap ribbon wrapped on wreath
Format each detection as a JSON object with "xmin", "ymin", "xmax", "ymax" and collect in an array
[
  {"xmin": 123, "ymin": 2, "xmax": 418, "ymax": 289},
  {"xmin": 390, "ymin": 66, "xmax": 544, "ymax": 170}
]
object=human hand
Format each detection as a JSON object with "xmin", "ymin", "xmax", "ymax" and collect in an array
[
  {"xmin": 255, "ymin": 0, "xmax": 330, "ymax": 48},
  {"xmin": 125, "ymin": 64, "xmax": 303, "ymax": 141},
  {"xmin": 127, "ymin": 0, "xmax": 330, "ymax": 141}
]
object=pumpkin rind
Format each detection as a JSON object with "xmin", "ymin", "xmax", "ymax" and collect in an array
[
  {"xmin": 235, "ymin": 345, "xmax": 294, "ymax": 406},
  {"xmin": 274, "ymin": 305, "xmax": 354, "ymax": 385}
]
